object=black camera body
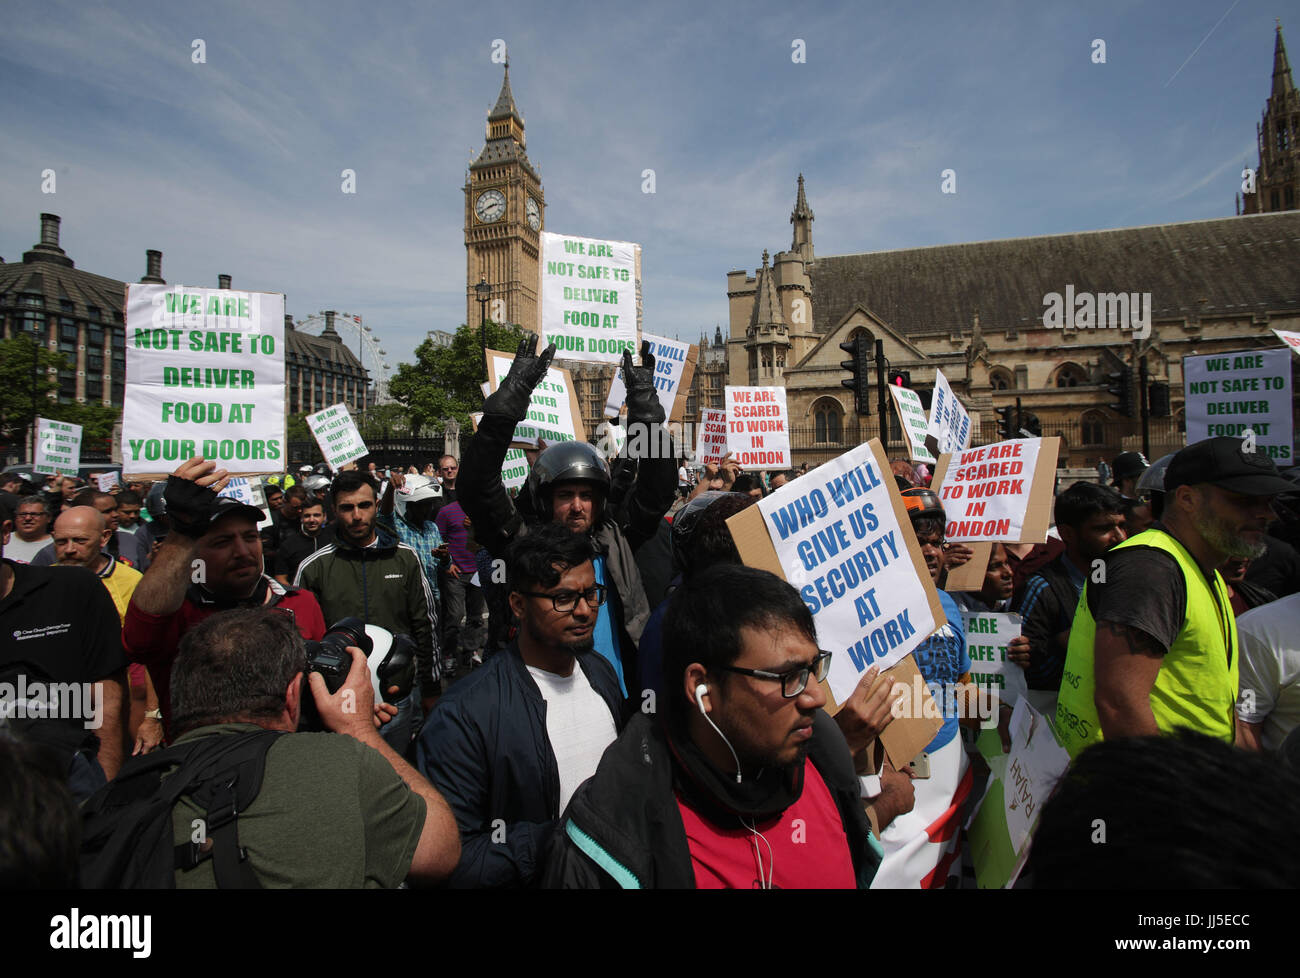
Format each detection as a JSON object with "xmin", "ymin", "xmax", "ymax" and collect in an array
[{"xmin": 300, "ymin": 618, "xmax": 371, "ymax": 730}]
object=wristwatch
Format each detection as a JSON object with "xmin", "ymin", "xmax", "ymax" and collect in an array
[{"xmin": 143, "ymin": 709, "xmax": 163, "ymax": 721}]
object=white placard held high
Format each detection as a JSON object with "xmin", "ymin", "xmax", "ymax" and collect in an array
[
  {"xmin": 308, "ymin": 403, "xmax": 368, "ymax": 472},
  {"xmin": 929, "ymin": 369, "xmax": 972, "ymax": 456},
  {"xmin": 35, "ymin": 417, "xmax": 82, "ymax": 477},
  {"xmin": 1184, "ymin": 349, "xmax": 1293, "ymax": 465},
  {"xmin": 725, "ymin": 386, "xmax": 790, "ymax": 469},
  {"xmin": 695, "ymin": 407, "xmax": 728, "ymax": 465},
  {"xmin": 539, "ymin": 232, "xmax": 639, "ymax": 363},
  {"xmin": 888, "ymin": 383, "xmax": 937, "ymax": 464}
]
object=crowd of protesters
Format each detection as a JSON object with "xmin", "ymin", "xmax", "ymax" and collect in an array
[{"xmin": 2, "ymin": 339, "xmax": 1299, "ymax": 889}]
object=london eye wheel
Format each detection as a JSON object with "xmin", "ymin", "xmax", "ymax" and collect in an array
[{"xmin": 293, "ymin": 311, "xmax": 393, "ymax": 404}]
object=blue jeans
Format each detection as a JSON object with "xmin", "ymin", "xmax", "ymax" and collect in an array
[{"xmin": 380, "ymin": 691, "xmax": 420, "ymax": 753}]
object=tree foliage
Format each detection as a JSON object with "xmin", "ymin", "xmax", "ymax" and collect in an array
[
  {"xmin": 388, "ymin": 320, "xmax": 529, "ymax": 432},
  {"xmin": 0, "ymin": 336, "xmax": 121, "ymax": 454}
]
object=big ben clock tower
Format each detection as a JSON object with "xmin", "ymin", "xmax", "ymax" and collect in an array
[{"xmin": 465, "ymin": 62, "xmax": 545, "ymax": 333}]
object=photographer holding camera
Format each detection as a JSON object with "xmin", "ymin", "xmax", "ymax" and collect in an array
[{"xmin": 81, "ymin": 607, "xmax": 460, "ymax": 888}]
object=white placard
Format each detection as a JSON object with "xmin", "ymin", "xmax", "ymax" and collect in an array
[
  {"xmin": 962, "ymin": 611, "xmax": 1028, "ymax": 708},
  {"xmin": 928, "ymin": 369, "xmax": 972, "ymax": 456},
  {"xmin": 695, "ymin": 407, "xmax": 728, "ymax": 464},
  {"xmin": 888, "ymin": 384, "xmax": 937, "ymax": 464},
  {"xmin": 95, "ymin": 471, "xmax": 121, "ymax": 492},
  {"xmin": 1184, "ymin": 349, "xmax": 1293, "ymax": 465},
  {"xmin": 219, "ymin": 476, "xmax": 274, "ymax": 530},
  {"xmin": 725, "ymin": 386, "xmax": 790, "ymax": 469},
  {"xmin": 936, "ymin": 439, "xmax": 1044, "ymax": 542},
  {"xmin": 540, "ymin": 232, "xmax": 639, "ymax": 363},
  {"xmin": 758, "ymin": 441, "xmax": 940, "ymax": 703},
  {"xmin": 1002, "ymin": 699, "xmax": 1070, "ymax": 853},
  {"xmin": 502, "ymin": 448, "xmax": 529, "ymax": 493},
  {"xmin": 35, "ymin": 417, "xmax": 82, "ymax": 477},
  {"xmin": 1273, "ymin": 329, "xmax": 1300, "ymax": 356},
  {"xmin": 604, "ymin": 332, "xmax": 690, "ymax": 418},
  {"xmin": 307, "ymin": 403, "xmax": 368, "ymax": 472},
  {"xmin": 487, "ymin": 350, "xmax": 582, "ymax": 447},
  {"xmin": 122, "ymin": 284, "xmax": 286, "ymax": 475}
]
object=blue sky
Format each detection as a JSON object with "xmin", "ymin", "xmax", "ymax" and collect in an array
[{"xmin": 0, "ymin": 0, "xmax": 1289, "ymax": 377}]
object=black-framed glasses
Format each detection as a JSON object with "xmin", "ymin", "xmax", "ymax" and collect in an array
[
  {"xmin": 519, "ymin": 584, "xmax": 607, "ymax": 613},
  {"xmin": 719, "ymin": 650, "xmax": 832, "ymax": 698}
]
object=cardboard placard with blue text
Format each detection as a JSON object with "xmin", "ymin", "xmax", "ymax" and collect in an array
[
  {"xmin": 930, "ymin": 437, "xmax": 1059, "ymax": 544},
  {"xmin": 604, "ymin": 332, "xmax": 697, "ymax": 424},
  {"xmin": 486, "ymin": 348, "xmax": 586, "ymax": 449},
  {"xmin": 727, "ymin": 438, "xmax": 946, "ymax": 767}
]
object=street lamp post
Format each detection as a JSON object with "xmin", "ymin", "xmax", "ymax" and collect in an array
[{"xmin": 475, "ymin": 276, "xmax": 492, "ymax": 382}]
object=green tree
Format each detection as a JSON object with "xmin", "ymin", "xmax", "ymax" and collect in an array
[
  {"xmin": 389, "ymin": 320, "xmax": 528, "ymax": 432},
  {"xmin": 359, "ymin": 402, "xmax": 410, "ymax": 441},
  {"xmin": 0, "ymin": 335, "xmax": 66, "ymax": 446},
  {"xmin": 43, "ymin": 401, "xmax": 122, "ymax": 455}
]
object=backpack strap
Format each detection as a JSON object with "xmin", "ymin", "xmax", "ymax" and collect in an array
[{"xmin": 172, "ymin": 729, "xmax": 283, "ymax": 888}]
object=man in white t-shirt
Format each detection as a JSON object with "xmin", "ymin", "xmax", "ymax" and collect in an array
[
  {"xmin": 1237, "ymin": 593, "xmax": 1300, "ymax": 753},
  {"xmin": 417, "ymin": 523, "xmax": 623, "ymax": 887},
  {"xmin": 6, "ymin": 497, "xmax": 54, "ymax": 563}
]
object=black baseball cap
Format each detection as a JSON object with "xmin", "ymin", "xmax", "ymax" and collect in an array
[
  {"xmin": 1164, "ymin": 437, "xmax": 1297, "ymax": 496},
  {"xmin": 1111, "ymin": 451, "xmax": 1149, "ymax": 485},
  {"xmin": 206, "ymin": 496, "xmax": 265, "ymax": 529}
]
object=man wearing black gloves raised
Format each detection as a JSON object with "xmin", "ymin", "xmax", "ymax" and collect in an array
[{"xmin": 459, "ymin": 335, "xmax": 677, "ymax": 697}]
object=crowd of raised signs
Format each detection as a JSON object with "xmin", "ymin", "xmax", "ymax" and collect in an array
[{"xmin": 2, "ymin": 343, "xmax": 1299, "ymax": 889}]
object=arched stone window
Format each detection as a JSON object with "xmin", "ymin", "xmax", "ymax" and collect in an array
[
  {"xmin": 1081, "ymin": 411, "xmax": 1106, "ymax": 446},
  {"xmin": 1053, "ymin": 362, "xmax": 1088, "ymax": 388},
  {"xmin": 989, "ymin": 367, "xmax": 1013, "ymax": 391},
  {"xmin": 812, "ymin": 397, "xmax": 844, "ymax": 444}
]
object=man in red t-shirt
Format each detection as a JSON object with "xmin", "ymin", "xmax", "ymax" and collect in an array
[
  {"xmin": 542, "ymin": 565, "xmax": 886, "ymax": 889},
  {"xmin": 123, "ymin": 458, "xmax": 327, "ymax": 740}
]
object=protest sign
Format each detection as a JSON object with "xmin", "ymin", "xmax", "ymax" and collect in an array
[
  {"xmin": 539, "ymin": 232, "xmax": 639, "ymax": 363},
  {"xmin": 307, "ymin": 403, "xmax": 368, "ymax": 472},
  {"xmin": 122, "ymin": 284, "xmax": 286, "ymax": 477},
  {"xmin": 217, "ymin": 477, "xmax": 274, "ymax": 531},
  {"xmin": 888, "ymin": 384, "xmax": 937, "ymax": 464},
  {"xmin": 1184, "ymin": 349, "xmax": 1293, "ymax": 464},
  {"xmin": 593, "ymin": 420, "xmax": 628, "ymax": 460},
  {"xmin": 502, "ymin": 448, "xmax": 529, "ymax": 493},
  {"xmin": 728, "ymin": 438, "xmax": 945, "ymax": 767},
  {"xmin": 34, "ymin": 417, "xmax": 82, "ymax": 477},
  {"xmin": 928, "ymin": 369, "xmax": 972, "ymax": 456},
  {"xmin": 930, "ymin": 438, "xmax": 1059, "ymax": 543},
  {"xmin": 964, "ymin": 610, "xmax": 1029, "ymax": 761},
  {"xmin": 695, "ymin": 407, "xmax": 728, "ymax": 464},
  {"xmin": 943, "ymin": 541, "xmax": 992, "ymax": 592},
  {"xmin": 1273, "ymin": 329, "xmax": 1300, "ymax": 356},
  {"xmin": 725, "ymin": 386, "xmax": 790, "ymax": 469},
  {"xmin": 486, "ymin": 348, "xmax": 586, "ymax": 448},
  {"xmin": 604, "ymin": 332, "xmax": 697, "ymax": 424},
  {"xmin": 966, "ymin": 699, "xmax": 1070, "ymax": 888},
  {"xmin": 95, "ymin": 471, "xmax": 121, "ymax": 492}
]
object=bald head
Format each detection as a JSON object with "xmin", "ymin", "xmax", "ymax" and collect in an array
[{"xmin": 53, "ymin": 506, "xmax": 111, "ymax": 570}]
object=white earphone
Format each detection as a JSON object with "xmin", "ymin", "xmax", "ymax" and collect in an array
[{"xmin": 695, "ymin": 682, "xmax": 742, "ymax": 783}]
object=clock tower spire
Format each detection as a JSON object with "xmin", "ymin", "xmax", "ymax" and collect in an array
[{"xmin": 465, "ymin": 62, "xmax": 545, "ymax": 333}]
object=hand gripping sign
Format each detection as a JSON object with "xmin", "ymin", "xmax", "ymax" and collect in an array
[
  {"xmin": 727, "ymin": 438, "xmax": 946, "ymax": 768},
  {"xmin": 485, "ymin": 347, "xmax": 586, "ymax": 449},
  {"xmin": 605, "ymin": 332, "xmax": 697, "ymax": 424}
]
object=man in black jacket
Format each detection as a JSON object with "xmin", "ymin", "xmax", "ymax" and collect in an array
[
  {"xmin": 458, "ymin": 335, "xmax": 677, "ymax": 697},
  {"xmin": 417, "ymin": 524, "xmax": 624, "ymax": 888},
  {"xmin": 542, "ymin": 565, "xmax": 880, "ymax": 889}
]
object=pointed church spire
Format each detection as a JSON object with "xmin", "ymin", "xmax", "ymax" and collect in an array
[
  {"xmin": 789, "ymin": 174, "xmax": 814, "ymax": 262},
  {"xmin": 749, "ymin": 250, "xmax": 786, "ymax": 332},
  {"xmin": 1274, "ymin": 21, "xmax": 1295, "ymax": 98}
]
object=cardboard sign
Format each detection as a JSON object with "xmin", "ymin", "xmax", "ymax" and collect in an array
[
  {"xmin": 928, "ymin": 369, "xmax": 972, "ymax": 455},
  {"xmin": 694, "ymin": 407, "xmax": 728, "ymax": 464},
  {"xmin": 122, "ymin": 284, "xmax": 287, "ymax": 478},
  {"xmin": 1184, "ymin": 349, "xmax": 1293, "ymax": 465},
  {"xmin": 95, "ymin": 471, "xmax": 121, "ymax": 491},
  {"xmin": 604, "ymin": 333, "xmax": 698, "ymax": 424},
  {"xmin": 34, "ymin": 417, "xmax": 82, "ymax": 477},
  {"xmin": 888, "ymin": 384, "xmax": 937, "ymax": 464},
  {"xmin": 307, "ymin": 403, "xmax": 368, "ymax": 472},
  {"xmin": 218, "ymin": 476, "xmax": 273, "ymax": 530},
  {"xmin": 486, "ymin": 348, "xmax": 586, "ymax": 448},
  {"xmin": 1273, "ymin": 329, "xmax": 1300, "ymax": 356},
  {"xmin": 539, "ymin": 232, "xmax": 639, "ymax": 363},
  {"xmin": 943, "ymin": 541, "xmax": 992, "ymax": 592},
  {"xmin": 966, "ymin": 699, "xmax": 1070, "ymax": 888},
  {"xmin": 930, "ymin": 438, "xmax": 1059, "ymax": 543},
  {"xmin": 724, "ymin": 386, "xmax": 790, "ymax": 469},
  {"xmin": 728, "ymin": 438, "xmax": 945, "ymax": 768},
  {"xmin": 962, "ymin": 611, "xmax": 1028, "ymax": 708}
]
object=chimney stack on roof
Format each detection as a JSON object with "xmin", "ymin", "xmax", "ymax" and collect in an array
[
  {"xmin": 218, "ymin": 274, "xmax": 231, "ymax": 290},
  {"xmin": 140, "ymin": 249, "xmax": 165, "ymax": 284},
  {"xmin": 24, "ymin": 213, "xmax": 74, "ymax": 267}
]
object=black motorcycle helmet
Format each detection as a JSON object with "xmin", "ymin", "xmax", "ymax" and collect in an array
[
  {"xmin": 527, "ymin": 441, "xmax": 612, "ymax": 520},
  {"xmin": 670, "ymin": 491, "xmax": 753, "ymax": 577}
]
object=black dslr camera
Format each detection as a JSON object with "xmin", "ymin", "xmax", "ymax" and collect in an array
[{"xmin": 305, "ymin": 617, "xmax": 371, "ymax": 694}]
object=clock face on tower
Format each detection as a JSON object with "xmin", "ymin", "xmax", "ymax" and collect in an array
[
  {"xmin": 475, "ymin": 189, "xmax": 506, "ymax": 224},
  {"xmin": 526, "ymin": 196, "xmax": 540, "ymax": 231}
]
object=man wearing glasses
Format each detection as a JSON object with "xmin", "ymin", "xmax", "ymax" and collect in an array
[
  {"xmin": 7, "ymin": 497, "xmax": 54, "ymax": 563},
  {"xmin": 417, "ymin": 524, "xmax": 622, "ymax": 888},
  {"xmin": 434, "ymin": 455, "xmax": 459, "ymax": 511},
  {"xmin": 543, "ymin": 565, "xmax": 879, "ymax": 889}
]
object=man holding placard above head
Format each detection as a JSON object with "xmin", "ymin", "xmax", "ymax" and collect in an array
[
  {"xmin": 1056, "ymin": 437, "xmax": 1297, "ymax": 759},
  {"xmin": 459, "ymin": 335, "xmax": 677, "ymax": 697}
]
